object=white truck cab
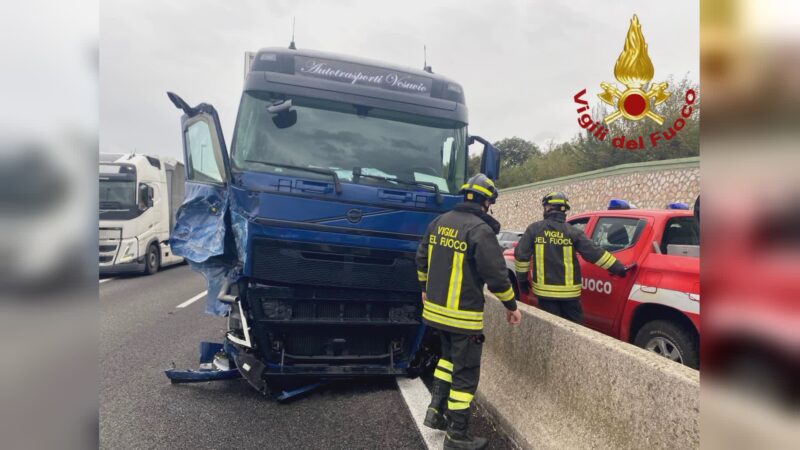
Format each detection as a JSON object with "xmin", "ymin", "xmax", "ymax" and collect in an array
[{"xmin": 99, "ymin": 153, "xmax": 184, "ymax": 275}]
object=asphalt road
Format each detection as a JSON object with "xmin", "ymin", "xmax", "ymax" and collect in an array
[{"xmin": 99, "ymin": 265, "xmax": 515, "ymax": 450}]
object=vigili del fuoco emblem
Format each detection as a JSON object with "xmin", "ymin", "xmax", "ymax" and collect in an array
[{"xmin": 598, "ymin": 15, "xmax": 670, "ymax": 125}]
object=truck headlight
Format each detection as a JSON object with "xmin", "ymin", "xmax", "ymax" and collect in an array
[{"xmin": 118, "ymin": 240, "xmax": 138, "ymax": 263}]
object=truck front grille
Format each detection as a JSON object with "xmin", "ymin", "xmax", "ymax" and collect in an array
[
  {"xmin": 260, "ymin": 298, "xmax": 415, "ymax": 323},
  {"xmin": 250, "ymin": 238, "xmax": 419, "ymax": 292},
  {"xmin": 98, "ymin": 240, "xmax": 119, "ymax": 266},
  {"xmin": 246, "ymin": 284, "xmax": 420, "ymax": 364}
]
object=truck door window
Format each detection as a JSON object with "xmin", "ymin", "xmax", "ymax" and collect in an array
[
  {"xmin": 592, "ymin": 217, "xmax": 646, "ymax": 253},
  {"xmin": 185, "ymin": 120, "xmax": 224, "ymax": 184},
  {"xmin": 568, "ymin": 217, "xmax": 590, "ymax": 233},
  {"xmin": 661, "ymin": 217, "xmax": 700, "ymax": 254}
]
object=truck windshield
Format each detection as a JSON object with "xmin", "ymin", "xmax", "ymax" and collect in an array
[
  {"xmin": 231, "ymin": 92, "xmax": 468, "ymax": 194},
  {"xmin": 99, "ymin": 180, "xmax": 136, "ymax": 210}
]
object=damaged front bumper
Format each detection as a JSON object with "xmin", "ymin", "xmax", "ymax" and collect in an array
[{"xmin": 166, "ymin": 278, "xmax": 437, "ymax": 399}]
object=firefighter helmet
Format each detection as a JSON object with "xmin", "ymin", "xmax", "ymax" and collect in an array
[
  {"xmin": 460, "ymin": 174, "xmax": 498, "ymax": 204},
  {"xmin": 542, "ymin": 192, "xmax": 571, "ymax": 211}
]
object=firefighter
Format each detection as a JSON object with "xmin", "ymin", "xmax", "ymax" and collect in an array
[
  {"xmin": 416, "ymin": 173, "xmax": 521, "ymax": 450},
  {"xmin": 514, "ymin": 192, "xmax": 631, "ymax": 323}
]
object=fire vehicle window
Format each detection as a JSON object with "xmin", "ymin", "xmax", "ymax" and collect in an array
[
  {"xmin": 568, "ymin": 217, "xmax": 590, "ymax": 233},
  {"xmin": 592, "ymin": 217, "xmax": 646, "ymax": 253},
  {"xmin": 661, "ymin": 216, "xmax": 700, "ymax": 254}
]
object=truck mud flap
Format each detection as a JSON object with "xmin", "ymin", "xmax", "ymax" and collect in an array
[{"xmin": 165, "ymin": 341, "xmax": 241, "ymax": 383}]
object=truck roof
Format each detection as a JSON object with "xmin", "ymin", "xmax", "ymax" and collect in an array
[
  {"xmin": 99, "ymin": 153, "xmax": 180, "ymax": 167},
  {"xmin": 246, "ymin": 47, "xmax": 466, "ymax": 108}
]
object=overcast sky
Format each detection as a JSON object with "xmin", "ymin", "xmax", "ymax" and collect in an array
[{"xmin": 100, "ymin": 0, "xmax": 698, "ymax": 161}]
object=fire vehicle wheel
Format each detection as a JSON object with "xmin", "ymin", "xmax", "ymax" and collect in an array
[
  {"xmin": 144, "ymin": 243, "xmax": 160, "ymax": 275},
  {"xmin": 634, "ymin": 320, "xmax": 699, "ymax": 369}
]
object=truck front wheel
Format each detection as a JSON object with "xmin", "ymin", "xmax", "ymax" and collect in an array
[
  {"xmin": 634, "ymin": 320, "xmax": 699, "ymax": 369},
  {"xmin": 144, "ymin": 243, "xmax": 160, "ymax": 275}
]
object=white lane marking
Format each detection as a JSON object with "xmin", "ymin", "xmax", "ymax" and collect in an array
[
  {"xmin": 396, "ymin": 377, "xmax": 442, "ymax": 449},
  {"xmin": 176, "ymin": 291, "xmax": 207, "ymax": 309},
  {"xmin": 99, "ymin": 277, "xmax": 115, "ymax": 284}
]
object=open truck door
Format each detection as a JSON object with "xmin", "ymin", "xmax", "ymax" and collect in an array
[
  {"xmin": 167, "ymin": 92, "xmax": 230, "ymax": 263},
  {"xmin": 167, "ymin": 92, "xmax": 235, "ymax": 316},
  {"xmin": 469, "ymin": 135, "xmax": 501, "ymax": 181}
]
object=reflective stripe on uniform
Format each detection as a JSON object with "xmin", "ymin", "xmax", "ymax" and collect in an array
[
  {"xmin": 514, "ymin": 259, "xmax": 530, "ymax": 272},
  {"xmin": 563, "ymin": 246, "xmax": 574, "ymax": 286},
  {"xmin": 535, "ymin": 244, "xmax": 545, "ymax": 285},
  {"xmin": 424, "ymin": 300, "xmax": 483, "ymax": 319},
  {"xmin": 422, "ymin": 309, "xmax": 483, "ymax": 331},
  {"xmin": 532, "ymin": 283, "xmax": 581, "ymax": 298},
  {"xmin": 424, "ymin": 300, "xmax": 482, "ymax": 319},
  {"xmin": 446, "ymin": 251, "xmax": 465, "ymax": 310},
  {"xmin": 437, "ymin": 358, "xmax": 454, "ymax": 371},
  {"xmin": 417, "ymin": 270, "xmax": 428, "ymax": 282},
  {"xmin": 596, "ymin": 251, "xmax": 616, "ymax": 269},
  {"xmin": 532, "ymin": 282, "xmax": 582, "ymax": 293},
  {"xmin": 448, "ymin": 400, "xmax": 471, "ymax": 410},
  {"xmin": 434, "ymin": 357, "xmax": 453, "ymax": 383},
  {"xmin": 448, "ymin": 389, "xmax": 474, "ymax": 410},
  {"xmin": 493, "ymin": 286, "xmax": 515, "ymax": 302},
  {"xmin": 434, "ymin": 369, "xmax": 452, "ymax": 383}
]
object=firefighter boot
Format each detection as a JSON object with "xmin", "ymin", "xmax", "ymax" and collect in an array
[
  {"xmin": 443, "ymin": 409, "xmax": 488, "ymax": 450},
  {"xmin": 423, "ymin": 380, "xmax": 448, "ymax": 430}
]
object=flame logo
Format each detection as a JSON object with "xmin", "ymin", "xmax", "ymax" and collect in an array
[
  {"xmin": 599, "ymin": 15, "xmax": 670, "ymax": 125},
  {"xmin": 614, "ymin": 15, "xmax": 654, "ymax": 88}
]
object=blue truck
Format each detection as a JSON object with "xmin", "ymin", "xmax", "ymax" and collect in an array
[{"xmin": 165, "ymin": 47, "xmax": 501, "ymax": 396}]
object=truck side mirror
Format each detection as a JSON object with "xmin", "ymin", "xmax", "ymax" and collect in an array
[{"xmin": 468, "ymin": 135, "xmax": 502, "ymax": 181}]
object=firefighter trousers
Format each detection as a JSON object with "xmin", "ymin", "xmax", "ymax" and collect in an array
[
  {"xmin": 430, "ymin": 329, "xmax": 484, "ymax": 423},
  {"xmin": 538, "ymin": 297, "xmax": 583, "ymax": 324}
]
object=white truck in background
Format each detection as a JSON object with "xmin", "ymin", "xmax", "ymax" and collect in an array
[{"xmin": 99, "ymin": 153, "xmax": 185, "ymax": 275}]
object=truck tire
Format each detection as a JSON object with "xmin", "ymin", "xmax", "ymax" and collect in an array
[
  {"xmin": 144, "ymin": 243, "xmax": 160, "ymax": 275},
  {"xmin": 634, "ymin": 320, "xmax": 699, "ymax": 369}
]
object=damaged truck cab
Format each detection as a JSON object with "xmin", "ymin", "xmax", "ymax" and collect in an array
[{"xmin": 166, "ymin": 47, "xmax": 500, "ymax": 394}]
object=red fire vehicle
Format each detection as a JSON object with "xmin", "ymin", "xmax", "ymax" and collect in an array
[{"xmin": 504, "ymin": 201, "xmax": 700, "ymax": 368}]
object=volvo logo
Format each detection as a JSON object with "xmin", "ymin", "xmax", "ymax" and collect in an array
[{"xmin": 346, "ymin": 209, "xmax": 363, "ymax": 223}]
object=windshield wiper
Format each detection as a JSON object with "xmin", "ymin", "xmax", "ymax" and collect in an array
[
  {"xmin": 352, "ymin": 168, "xmax": 443, "ymax": 205},
  {"xmin": 244, "ymin": 160, "xmax": 342, "ymax": 194}
]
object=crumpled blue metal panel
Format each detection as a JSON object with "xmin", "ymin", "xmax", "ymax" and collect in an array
[
  {"xmin": 171, "ymin": 182, "xmax": 240, "ymax": 316},
  {"xmin": 171, "ymin": 183, "xmax": 229, "ymax": 263},
  {"xmin": 230, "ymin": 207, "xmax": 251, "ymax": 262},
  {"xmin": 164, "ymin": 341, "xmax": 241, "ymax": 383},
  {"xmin": 187, "ymin": 260, "xmax": 236, "ymax": 316}
]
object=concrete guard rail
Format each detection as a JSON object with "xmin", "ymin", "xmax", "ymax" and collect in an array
[
  {"xmin": 477, "ymin": 296, "xmax": 699, "ymax": 449},
  {"xmin": 498, "ymin": 156, "xmax": 700, "ymax": 195}
]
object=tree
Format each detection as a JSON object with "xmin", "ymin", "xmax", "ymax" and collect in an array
[
  {"xmin": 468, "ymin": 155, "xmax": 481, "ymax": 176},
  {"xmin": 493, "ymin": 137, "xmax": 541, "ymax": 168}
]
